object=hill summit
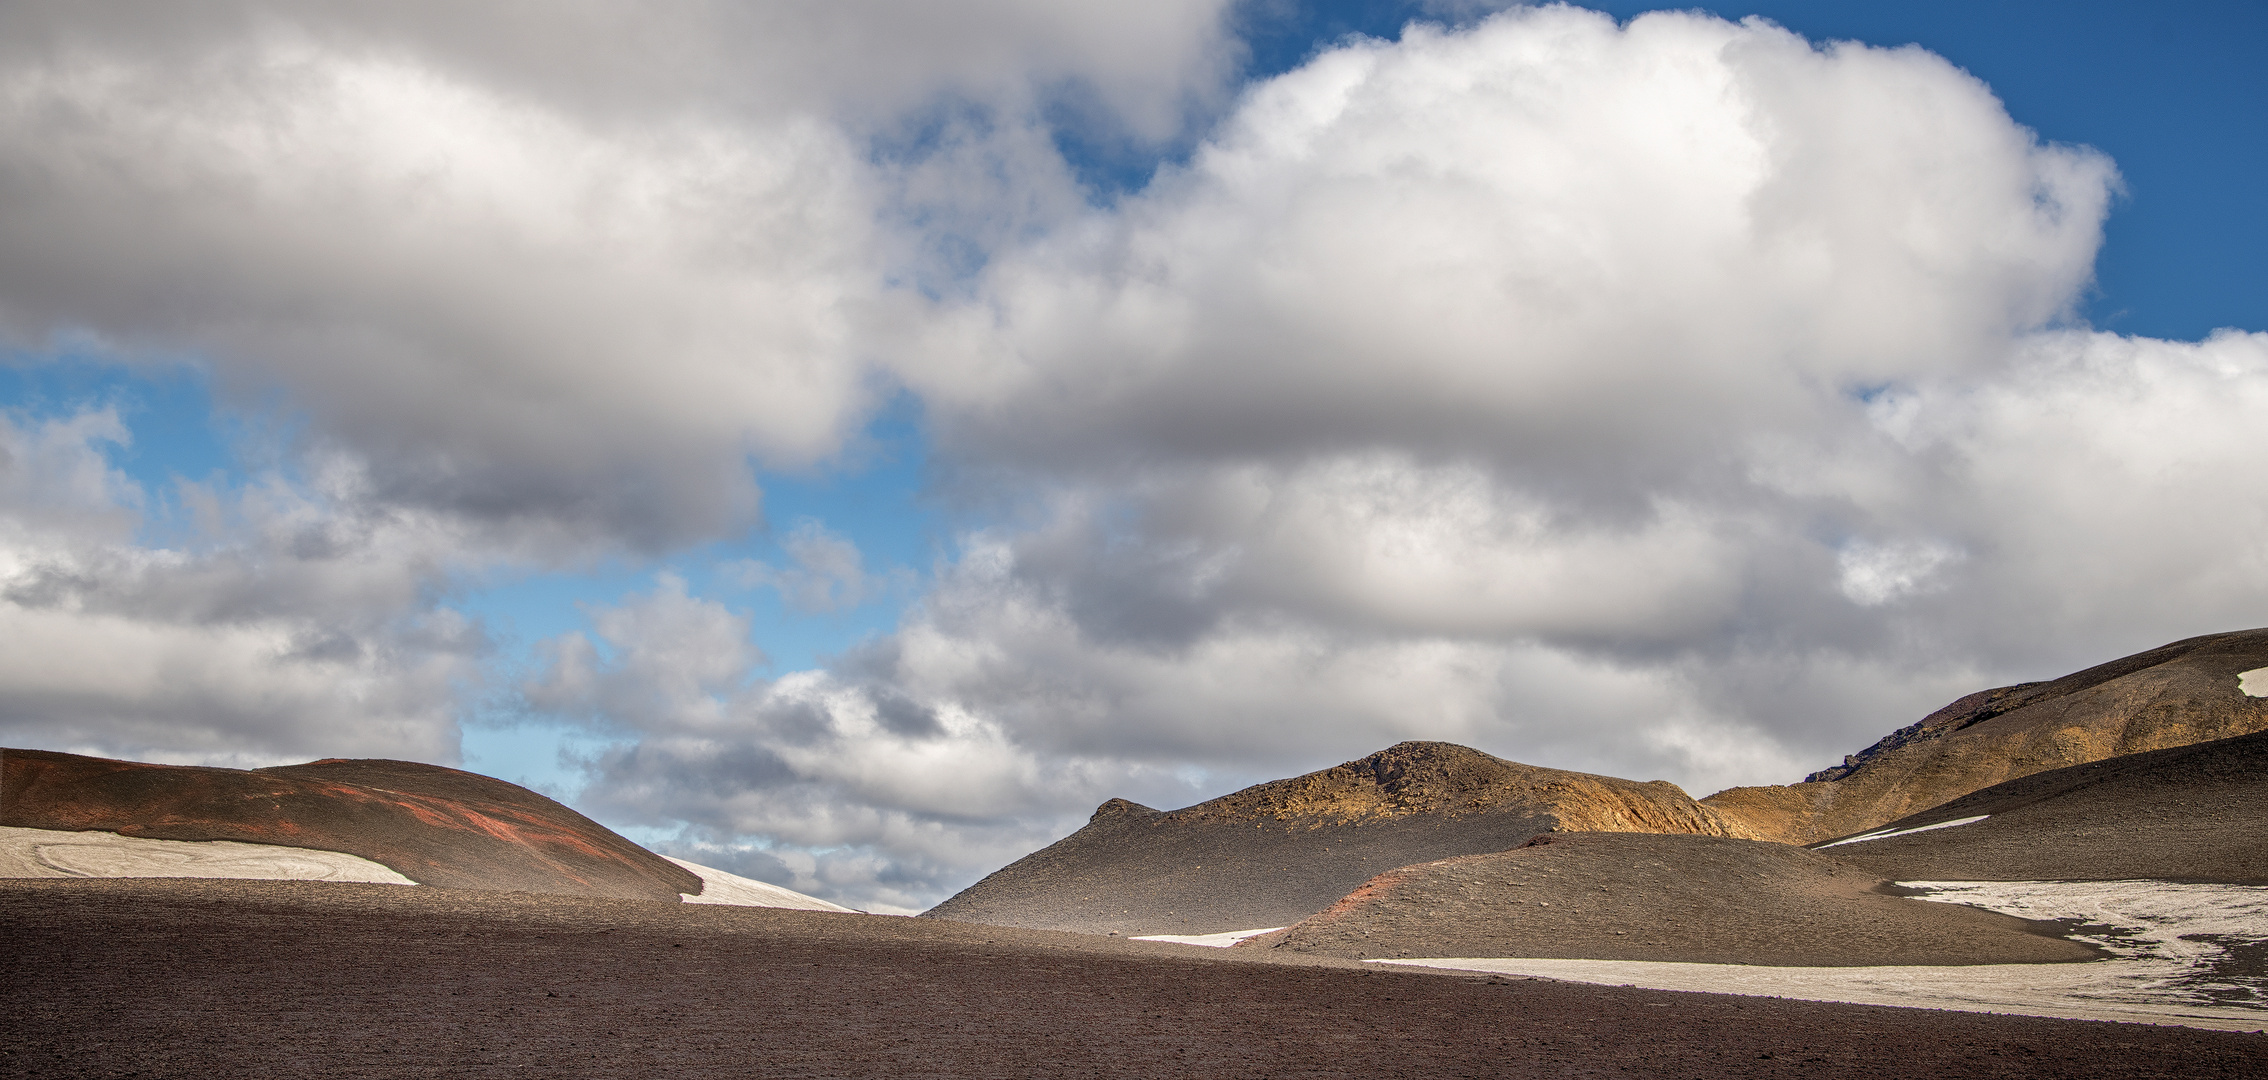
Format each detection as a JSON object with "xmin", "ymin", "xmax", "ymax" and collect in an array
[{"xmin": 924, "ymin": 740, "xmax": 1748, "ymax": 935}]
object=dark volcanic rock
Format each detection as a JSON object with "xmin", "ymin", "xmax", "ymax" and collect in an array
[
  {"xmin": 1704, "ymin": 628, "xmax": 2268, "ymax": 844},
  {"xmin": 0, "ymin": 748, "xmax": 699, "ymax": 901},
  {"xmin": 924, "ymin": 741, "xmax": 1749, "ymax": 935},
  {"xmin": 1815, "ymin": 726, "xmax": 2268, "ymax": 884},
  {"xmin": 1244, "ymin": 832, "xmax": 2094, "ymax": 966}
]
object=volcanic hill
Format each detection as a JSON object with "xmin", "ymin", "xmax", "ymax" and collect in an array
[
  {"xmin": 922, "ymin": 740, "xmax": 1751, "ymax": 935},
  {"xmin": 1811, "ymin": 724, "xmax": 2268, "ymax": 884},
  {"xmin": 1239, "ymin": 831, "xmax": 2094, "ymax": 966},
  {"xmin": 2, "ymin": 748, "xmax": 723, "ymax": 902},
  {"xmin": 1702, "ymin": 628, "xmax": 2268, "ymax": 845}
]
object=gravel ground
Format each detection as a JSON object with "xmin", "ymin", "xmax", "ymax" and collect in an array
[{"xmin": 5, "ymin": 878, "xmax": 2265, "ymax": 1079}]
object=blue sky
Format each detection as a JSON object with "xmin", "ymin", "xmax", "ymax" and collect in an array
[{"xmin": 2, "ymin": 1, "xmax": 2263, "ymax": 911}]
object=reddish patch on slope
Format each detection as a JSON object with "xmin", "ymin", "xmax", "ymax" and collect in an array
[{"xmin": 0, "ymin": 749, "xmax": 699, "ymax": 902}]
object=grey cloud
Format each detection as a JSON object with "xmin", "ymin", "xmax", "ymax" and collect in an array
[
  {"xmin": 0, "ymin": 1, "xmax": 1243, "ymax": 552},
  {"xmin": 730, "ymin": 521, "xmax": 906, "ymax": 615},
  {"xmin": 0, "ymin": 407, "xmax": 489, "ymax": 768}
]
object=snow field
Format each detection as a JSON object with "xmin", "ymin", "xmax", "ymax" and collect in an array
[
  {"xmin": 0, "ymin": 826, "xmax": 416, "ymax": 884},
  {"xmin": 666, "ymin": 856, "xmax": 857, "ymax": 912},
  {"xmin": 1130, "ymin": 927, "xmax": 1287, "ymax": 947},
  {"xmin": 1382, "ymin": 879, "xmax": 2268, "ymax": 1032},
  {"xmin": 1814, "ymin": 815, "xmax": 1990, "ymax": 849}
]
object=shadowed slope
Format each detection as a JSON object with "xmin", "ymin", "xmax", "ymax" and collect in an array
[
  {"xmin": 924, "ymin": 741, "xmax": 1750, "ymax": 935},
  {"xmin": 1814, "ymin": 726, "xmax": 2268, "ymax": 884},
  {"xmin": 1241, "ymin": 832, "xmax": 2094, "ymax": 966},
  {"xmin": 0, "ymin": 748, "xmax": 699, "ymax": 901},
  {"xmin": 1704, "ymin": 629, "xmax": 2268, "ymax": 845}
]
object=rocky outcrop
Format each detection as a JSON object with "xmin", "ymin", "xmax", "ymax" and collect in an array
[
  {"xmin": 1179, "ymin": 740, "xmax": 1750, "ymax": 836},
  {"xmin": 923, "ymin": 741, "xmax": 1751, "ymax": 935},
  {"xmin": 0, "ymin": 748, "xmax": 701, "ymax": 901},
  {"xmin": 1702, "ymin": 628, "xmax": 2268, "ymax": 844}
]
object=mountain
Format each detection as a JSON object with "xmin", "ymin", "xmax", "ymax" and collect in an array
[
  {"xmin": 1808, "ymin": 725, "xmax": 2268, "ymax": 884},
  {"xmin": 1238, "ymin": 831, "xmax": 2093, "ymax": 966},
  {"xmin": 0, "ymin": 747, "xmax": 845, "ymax": 909},
  {"xmin": 1702, "ymin": 629, "xmax": 2268, "ymax": 845},
  {"xmin": 922, "ymin": 740, "xmax": 1750, "ymax": 935}
]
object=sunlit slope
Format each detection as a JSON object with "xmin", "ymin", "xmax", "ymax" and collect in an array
[
  {"xmin": 1703, "ymin": 628, "xmax": 2268, "ymax": 845},
  {"xmin": 1812, "ymin": 725, "xmax": 2268, "ymax": 883},
  {"xmin": 923, "ymin": 740, "xmax": 1749, "ymax": 935}
]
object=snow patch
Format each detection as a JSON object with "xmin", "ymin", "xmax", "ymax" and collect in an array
[
  {"xmin": 0, "ymin": 826, "xmax": 416, "ymax": 884},
  {"xmin": 2238, "ymin": 666, "xmax": 2268, "ymax": 697},
  {"xmin": 1814, "ymin": 815, "xmax": 1989, "ymax": 849},
  {"xmin": 667, "ymin": 856, "xmax": 857, "ymax": 912},
  {"xmin": 1381, "ymin": 879, "xmax": 2268, "ymax": 1033},
  {"xmin": 1131, "ymin": 927, "xmax": 1287, "ymax": 948}
]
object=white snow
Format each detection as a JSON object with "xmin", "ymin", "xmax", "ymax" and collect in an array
[
  {"xmin": 1379, "ymin": 879, "xmax": 2268, "ymax": 1033},
  {"xmin": 2239, "ymin": 666, "xmax": 2268, "ymax": 697},
  {"xmin": 0, "ymin": 826, "xmax": 416, "ymax": 884},
  {"xmin": 1814, "ymin": 815, "xmax": 1989, "ymax": 849},
  {"xmin": 667, "ymin": 856, "xmax": 857, "ymax": 912},
  {"xmin": 1131, "ymin": 927, "xmax": 1288, "ymax": 948}
]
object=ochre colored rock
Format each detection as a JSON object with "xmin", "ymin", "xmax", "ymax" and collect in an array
[
  {"xmin": 924, "ymin": 740, "xmax": 1748, "ymax": 935},
  {"xmin": 1702, "ymin": 628, "xmax": 2268, "ymax": 844}
]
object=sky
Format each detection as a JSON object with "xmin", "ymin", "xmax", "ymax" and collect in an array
[{"xmin": 0, "ymin": 0, "xmax": 2262, "ymax": 913}]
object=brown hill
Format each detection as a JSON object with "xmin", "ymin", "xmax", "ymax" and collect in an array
[
  {"xmin": 0, "ymin": 748, "xmax": 699, "ymax": 901},
  {"xmin": 922, "ymin": 741, "xmax": 1751, "ymax": 935},
  {"xmin": 1241, "ymin": 831, "xmax": 2093, "ymax": 966},
  {"xmin": 1703, "ymin": 629, "xmax": 2268, "ymax": 844},
  {"xmin": 1813, "ymin": 725, "xmax": 2268, "ymax": 884}
]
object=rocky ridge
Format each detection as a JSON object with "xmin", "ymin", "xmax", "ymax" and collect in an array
[{"xmin": 1701, "ymin": 628, "xmax": 2268, "ymax": 844}]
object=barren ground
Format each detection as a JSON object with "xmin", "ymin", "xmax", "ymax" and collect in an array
[{"xmin": 6, "ymin": 878, "xmax": 2265, "ymax": 1079}]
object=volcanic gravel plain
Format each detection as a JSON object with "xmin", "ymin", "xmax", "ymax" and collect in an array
[{"xmin": 7, "ymin": 877, "xmax": 2267, "ymax": 1080}]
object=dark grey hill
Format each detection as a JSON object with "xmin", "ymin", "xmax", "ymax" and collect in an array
[
  {"xmin": 1241, "ymin": 832, "xmax": 2094, "ymax": 967},
  {"xmin": 921, "ymin": 741, "xmax": 1749, "ymax": 935},
  {"xmin": 1811, "ymin": 725, "xmax": 2268, "ymax": 884}
]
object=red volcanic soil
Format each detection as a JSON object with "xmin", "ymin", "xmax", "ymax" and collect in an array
[
  {"xmin": 0, "ymin": 748, "xmax": 697, "ymax": 901},
  {"xmin": 5, "ymin": 878, "xmax": 2264, "ymax": 1079}
]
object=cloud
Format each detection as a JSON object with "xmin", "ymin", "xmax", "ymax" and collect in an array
[
  {"xmin": 729, "ymin": 521, "xmax": 906, "ymax": 615},
  {"xmin": 902, "ymin": 7, "xmax": 2113, "ymax": 487},
  {"xmin": 0, "ymin": 1, "xmax": 1243, "ymax": 551},
  {"xmin": 521, "ymin": 575, "xmax": 1192, "ymax": 912},
  {"xmin": 0, "ymin": 407, "xmax": 485, "ymax": 767},
  {"xmin": 1837, "ymin": 539, "xmax": 1962, "ymax": 607}
]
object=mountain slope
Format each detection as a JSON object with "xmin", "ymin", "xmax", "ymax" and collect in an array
[
  {"xmin": 1703, "ymin": 629, "xmax": 2268, "ymax": 844},
  {"xmin": 923, "ymin": 740, "xmax": 1750, "ymax": 935},
  {"xmin": 1240, "ymin": 832, "xmax": 2093, "ymax": 966},
  {"xmin": 1810, "ymin": 725, "xmax": 2268, "ymax": 884},
  {"xmin": 1, "ymin": 748, "xmax": 697, "ymax": 901}
]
